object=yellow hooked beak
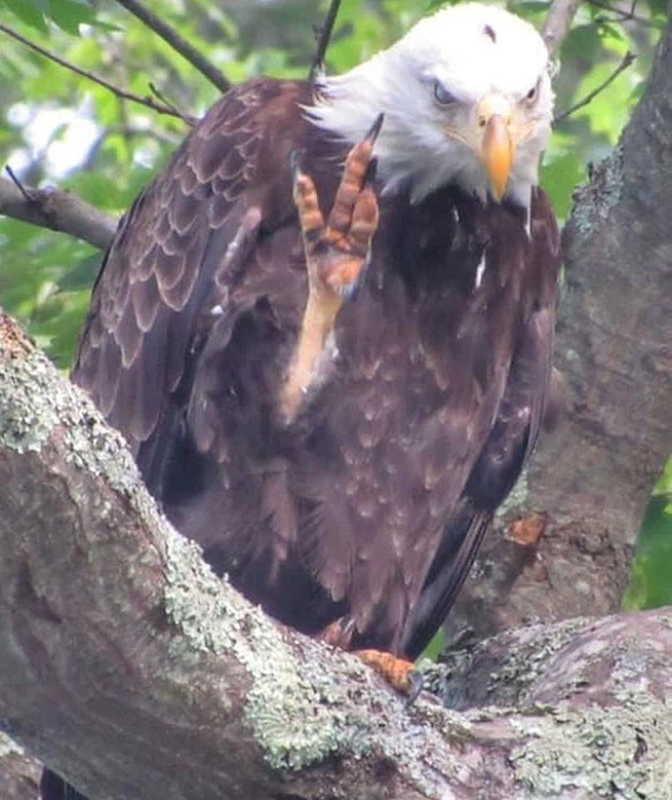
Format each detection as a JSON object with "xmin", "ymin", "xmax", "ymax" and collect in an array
[{"xmin": 477, "ymin": 95, "xmax": 515, "ymax": 202}]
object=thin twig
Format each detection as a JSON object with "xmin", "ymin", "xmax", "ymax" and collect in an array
[
  {"xmin": 0, "ymin": 23, "xmax": 190, "ymax": 122},
  {"xmin": 149, "ymin": 83, "xmax": 197, "ymax": 125},
  {"xmin": 5, "ymin": 166, "xmax": 31, "ymax": 203},
  {"xmin": 541, "ymin": 0, "xmax": 582, "ymax": 59},
  {"xmin": 113, "ymin": 0, "xmax": 230, "ymax": 93},
  {"xmin": 586, "ymin": 0, "xmax": 657, "ymax": 27},
  {"xmin": 555, "ymin": 50, "xmax": 636, "ymax": 122},
  {"xmin": 309, "ymin": 0, "xmax": 342, "ymax": 81}
]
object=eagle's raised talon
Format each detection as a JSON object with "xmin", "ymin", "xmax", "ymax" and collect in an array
[
  {"xmin": 294, "ymin": 119, "xmax": 381, "ymax": 300},
  {"xmin": 282, "ymin": 123, "xmax": 382, "ymax": 420}
]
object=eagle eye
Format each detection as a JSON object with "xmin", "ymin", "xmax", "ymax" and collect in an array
[
  {"xmin": 434, "ymin": 81, "xmax": 456, "ymax": 106},
  {"xmin": 525, "ymin": 79, "xmax": 541, "ymax": 105}
]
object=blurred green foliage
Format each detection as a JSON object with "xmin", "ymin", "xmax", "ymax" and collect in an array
[
  {"xmin": 0, "ymin": 0, "xmax": 669, "ymax": 614},
  {"xmin": 624, "ymin": 462, "xmax": 672, "ymax": 611}
]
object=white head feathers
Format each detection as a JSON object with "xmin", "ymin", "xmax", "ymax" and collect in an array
[{"xmin": 308, "ymin": 3, "xmax": 554, "ymax": 207}]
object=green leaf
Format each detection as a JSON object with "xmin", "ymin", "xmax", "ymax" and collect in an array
[
  {"xmin": 541, "ymin": 149, "xmax": 585, "ymax": 221},
  {"xmin": 419, "ymin": 627, "xmax": 446, "ymax": 663},
  {"xmin": 424, "ymin": 0, "xmax": 460, "ymax": 10},
  {"xmin": 654, "ymin": 458, "xmax": 672, "ymax": 497},
  {"xmin": 0, "ymin": 0, "xmax": 48, "ymax": 32},
  {"xmin": 623, "ymin": 459, "xmax": 672, "ymax": 612},
  {"xmin": 572, "ymin": 58, "xmax": 636, "ymax": 145},
  {"xmin": 45, "ymin": 0, "xmax": 98, "ymax": 35},
  {"xmin": 562, "ymin": 23, "xmax": 603, "ymax": 63}
]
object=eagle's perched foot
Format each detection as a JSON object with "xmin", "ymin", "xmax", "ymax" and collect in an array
[
  {"xmin": 280, "ymin": 115, "xmax": 382, "ymax": 421},
  {"xmin": 356, "ymin": 649, "xmax": 423, "ymax": 701},
  {"xmin": 319, "ymin": 616, "xmax": 422, "ymax": 700}
]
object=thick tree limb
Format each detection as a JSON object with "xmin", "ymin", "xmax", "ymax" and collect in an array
[
  {"xmin": 0, "ymin": 309, "xmax": 671, "ymax": 800},
  {"xmin": 448, "ymin": 3, "xmax": 672, "ymax": 643},
  {"xmin": 541, "ymin": 0, "xmax": 582, "ymax": 58},
  {"xmin": 0, "ymin": 176, "xmax": 117, "ymax": 250}
]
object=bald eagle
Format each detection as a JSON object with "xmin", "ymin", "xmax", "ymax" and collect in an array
[{"xmin": 44, "ymin": 4, "xmax": 559, "ymax": 797}]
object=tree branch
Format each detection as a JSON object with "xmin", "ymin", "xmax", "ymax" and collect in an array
[
  {"xmin": 113, "ymin": 0, "xmax": 231, "ymax": 94},
  {"xmin": 586, "ymin": 0, "xmax": 659, "ymax": 26},
  {"xmin": 0, "ymin": 309, "xmax": 670, "ymax": 800},
  {"xmin": 541, "ymin": 0, "xmax": 582, "ymax": 58},
  {"xmin": 0, "ymin": 174, "xmax": 117, "ymax": 250},
  {"xmin": 555, "ymin": 50, "xmax": 637, "ymax": 122},
  {"xmin": 0, "ymin": 23, "xmax": 193, "ymax": 123}
]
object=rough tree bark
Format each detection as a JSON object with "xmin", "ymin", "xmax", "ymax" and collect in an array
[
  {"xmin": 0, "ymin": 3, "xmax": 671, "ymax": 798},
  {"xmin": 0, "ymin": 312, "xmax": 671, "ymax": 800},
  {"xmin": 448, "ymin": 2, "xmax": 672, "ymax": 643}
]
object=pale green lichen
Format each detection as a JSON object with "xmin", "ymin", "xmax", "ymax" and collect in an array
[
  {"xmin": 0, "ymin": 354, "xmax": 60, "ymax": 452},
  {"xmin": 0, "ymin": 730, "xmax": 24, "ymax": 758},
  {"xmin": 163, "ymin": 525, "xmax": 343, "ymax": 767},
  {"xmin": 162, "ymin": 526, "xmax": 382, "ymax": 771},
  {"xmin": 1, "ymin": 335, "xmax": 436, "ymax": 781},
  {"xmin": 510, "ymin": 698, "xmax": 672, "ymax": 799},
  {"xmin": 422, "ymin": 617, "xmax": 591, "ymax": 710},
  {"xmin": 0, "ymin": 338, "xmax": 166, "ymax": 532},
  {"xmin": 507, "ymin": 614, "xmax": 672, "ymax": 798},
  {"xmin": 161, "ymin": 524, "xmax": 470, "ymax": 796},
  {"xmin": 571, "ymin": 146, "xmax": 625, "ymax": 237}
]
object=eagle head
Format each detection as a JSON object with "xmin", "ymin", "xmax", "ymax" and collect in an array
[{"xmin": 309, "ymin": 3, "xmax": 554, "ymax": 208}]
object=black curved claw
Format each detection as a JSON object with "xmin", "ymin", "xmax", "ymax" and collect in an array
[
  {"xmin": 365, "ymin": 112, "xmax": 385, "ymax": 144},
  {"xmin": 364, "ymin": 156, "xmax": 378, "ymax": 187}
]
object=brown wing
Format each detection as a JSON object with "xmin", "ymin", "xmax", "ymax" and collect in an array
[
  {"xmin": 72, "ymin": 78, "xmax": 305, "ymax": 490},
  {"xmin": 402, "ymin": 188, "xmax": 561, "ymax": 658}
]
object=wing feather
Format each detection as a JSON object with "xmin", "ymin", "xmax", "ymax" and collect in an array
[{"xmin": 72, "ymin": 80, "xmax": 294, "ymax": 472}]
